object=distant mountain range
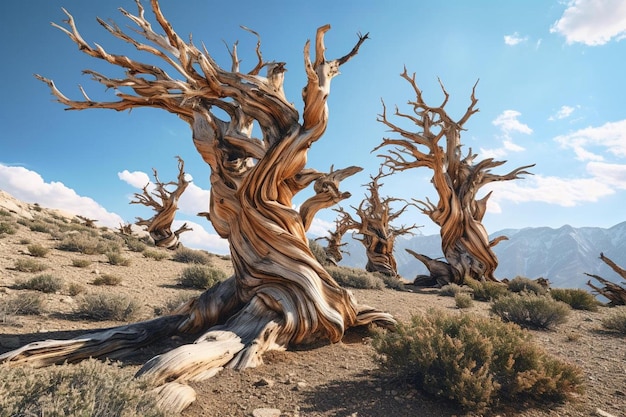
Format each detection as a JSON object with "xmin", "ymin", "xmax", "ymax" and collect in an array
[{"xmin": 338, "ymin": 222, "xmax": 626, "ymax": 289}]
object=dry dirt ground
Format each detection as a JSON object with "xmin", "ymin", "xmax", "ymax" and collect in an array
[{"xmin": 0, "ymin": 192, "xmax": 625, "ymax": 417}]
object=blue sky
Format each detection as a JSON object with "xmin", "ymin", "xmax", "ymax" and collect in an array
[{"xmin": 1, "ymin": 0, "xmax": 625, "ymax": 254}]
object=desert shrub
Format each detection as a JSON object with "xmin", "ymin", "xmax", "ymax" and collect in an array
[
  {"xmin": 373, "ymin": 310, "xmax": 583, "ymax": 412},
  {"xmin": 13, "ymin": 258, "xmax": 48, "ymax": 272},
  {"xmin": 1, "ymin": 293, "xmax": 45, "ymax": 318},
  {"xmin": 0, "ymin": 221, "xmax": 16, "ymax": 235},
  {"xmin": 143, "ymin": 249, "xmax": 169, "ymax": 261},
  {"xmin": 19, "ymin": 274, "xmax": 63, "ymax": 293},
  {"xmin": 465, "ymin": 278, "xmax": 509, "ymax": 301},
  {"xmin": 28, "ymin": 220, "xmax": 53, "ymax": 234},
  {"xmin": 75, "ymin": 293, "xmax": 140, "ymax": 321},
  {"xmin": 0, "ymin": 208, "xmax": 11, "ymax": 216},
  {"xmin": 67, "ymin": 282, "xmax": 87, "ymax": 296},
  {"xmin": 439, "ymin": 283, "xmax": 464, "ymax": 297},
  {"xmin": 178, "ymin": 265, "xmax": 227, "ymax": 289},
  {"xmin": 154, "ymin": 294, "xmax": 196, "ymax": 316},
  {"xmin": 491, "ymin": 293, "xmax": 571, "ymax": 330},
  {"xmin": 550, "ymin": 288, "xmax": 599, "ymax": 311},
  {"xmin": 308, "ymin": 238, "xmax": 328, "ymax": 265},
  {"xmin": 106, "ymin": 251, "xmax": 131, "ymax": 266},
  {"xmin": 57, "ymin": 233, "xmax": 114, "ymax": 255},
  {"xmin": 379, "ymin": 273, "xmax": 406, "ymax": 291},
  {"xmin": 124, "ymin": 236, "xmax": 147, "ymax": 252},
  {"xmin": 71, "ymin": 258, "xmax": 92, "ymax": 268},
  {"xmin": 92, "ymin": 274, "xmax": 122, "ymax": 286},
  {"xmin": 507, "ymin": 276, "xmax": 548, "ymax": 295},
  {"xmin": 172, "ymin": 246, "xmax": 213, "ymax": 265},
  {"xmin": 0, "ymin": 359, "xmax": 165, "ymax": 417},
  {"xmin": 325, "ymin": 265, "xmax": 385, "ymax": 289},
  {"xmin": 19, "ymin": 238, "xmax": 31, "ymax": 244},
  {"xmin": 27, "ymin": 243, "xmax": 50, "ymax": 258},
  {"xmin": 601, "ymin": 306, "xmax": 626, "ymax": 334},
  {"xmin": 455, "ymin": 292, "xmax": 474, "ymax": 309}
]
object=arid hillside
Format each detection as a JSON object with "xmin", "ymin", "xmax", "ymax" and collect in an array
[{"xmin": 0, "ymin": 191, "xmax": 625, "ymax": 417}]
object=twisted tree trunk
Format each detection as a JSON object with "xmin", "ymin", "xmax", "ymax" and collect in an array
[
  {"xmin": 375, "ymin": 70, "xmax": 534, "ymax": 284},
  {"xmin": 131, "ymin": 156, "xmax": 191, "ymax": 249},
  {"xmin": 0, "ymin": 2, "xmax": 395, "ymax": 412}
]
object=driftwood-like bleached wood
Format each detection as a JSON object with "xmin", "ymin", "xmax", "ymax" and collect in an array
[
  {"xmin": 1, "ymin": 1, "xmax": 395, "ymax": 412},
  {"xmin": 586, "ymin": 253, "xmax": 626, "ymax": 306},
  {"xmin": 131, "ymin": 156, "xmax": 191, "ymax": 249},
  {"xmin": 374, "ymin": 70, "xmax": 534, "ymax": 284},
  {"xmin": 342, "ymin": 170, "xmax": 418, "ymax": 277}
]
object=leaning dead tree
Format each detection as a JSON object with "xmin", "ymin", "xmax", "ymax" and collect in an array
[
  {"xmin": 342, "ymin": 170, "xmax": 418, "ymax": 277},
  {"xmin": 375, "ymin": 70, "xmax": 534, "ymax": 285},
  {"xmin": 586, "ymin": 252, "xmax": 626, "ymax": 306},
  {"xmin": 1, "ymin": 1, "xmax": 395, "ymax": 412},
  {"xmin": 131, "ymin": 156, "xmax": 192, "ymax": 249}
]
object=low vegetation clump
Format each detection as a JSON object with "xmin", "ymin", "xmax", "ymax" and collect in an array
[
  {"xmin": 71, "ymin": 258, "xmax": 92, "ymax": 268},
  {"xmin": 455, "ymin": 292, "xmax": 474, "ymax": 309},
  {"xmin": 172, "ymin": 246, "xmax": 213, "ymax": 265},
  {"xmin": 106, "ymin": 251, "xmax": 131, "ymax": 266},
  {"xmin": 124, "ymin": 236, "xmax": 148, "ymax": 252},
  {"xmin": 507, "ymin": 276, "xmax": 548, "ymax": 295},
  {"xmin": 18, "ymin": 274, "xmax": 63, "ymax": 293},
  {"xmin": 67, "ymin": 282, "xmax": 87, "ymax": 296},
  {"xmin": 379, "ymin": 274, "xmax": 406, "ymax": 291},
  {"xmin": 308, "ymin": 239, "xmax": 328, "ymax": 265},
  {"xmin": 465, "ymin": 278, "xmax": 509, "ymax": 301},
  {"xmin": 13, "ymin": 258, "xmax": 48, "ymax": 272},
  {"xmin": 0, "ymin": 359, "xmax": 166, "ymax": 417},
  {"xmin": 178, "ymin": 265, "xmax": 227, "ymax": 289},
  {"xmin": 27, "ymin": 220, "xmax": 54, "ymax": 234},
  {"xmin": 92, "ymin": 274, "xmax": 123, "ymax": 286},
  {"xmin": 601, "ymin": 306, "xmax": 626, "ymax": 334},
  {"xmin": 75, "ymin": 293, "xmax": 140, "ymax": 321},
  {"xmin": 57, "ymin": 233, "xmax": 107, "ymax": 255},
  {"xmin": 373, "ymin": 310, "xmax": 584, "ymax": 412},
  {"xmin": 143, "ymin": 249, "xmax": 169, "ymax": 261},
  {"xmin": 325, "ymin": 265, "xmax": 385, "ymax": 290},
  {"xmin": 1, "ymin": 293, "xmax": 46, "ymax": 319},
  {"xmin": 550, "ymin": 288, "xmax": 599, "ymax": 311},
  {"xmin": 439, "ymin": 283, "xmax": 464, "ymax": 297},
  {"xmin": 26, "ymin": 243, "xmax": 50, "ymax": 258},
  {"xmin": 0, "ymin": 221, "xmax": 17, "ymax": 235},
  {"xmin": 491, "ymin": 293, "xmax": 571, "ymax": 329}
]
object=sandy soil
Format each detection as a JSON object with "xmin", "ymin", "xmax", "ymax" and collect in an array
[{"xmin": 0, "ymin": 195, "xmax": 625, "ymax": 417}]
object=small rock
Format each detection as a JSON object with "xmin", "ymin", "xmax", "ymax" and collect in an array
[
  {"xmin": 254, "ymin": 377, "xmax": 274, "ymax": 388},
  {"xmin": 252, "ymin": 408, "xmax": 281, "ymax": 417}
]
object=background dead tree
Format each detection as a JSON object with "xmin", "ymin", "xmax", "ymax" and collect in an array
[
  {"xmin": 374, "ymin": 70, "xmax": 534, "ymax": 285},
  {"xmin": 317, "ymin": 207, "xmax": 359, "ymax": 265},
  {"xmin": 131, "ymin": 156, "xmax": 191, "ymax": 249},
  {"xmin": 1, "ymin": 2, "xmax": 395, "ymax": 412},
  {"xmin": 117, "ymin": 222, "xmax": 134, "ymax": 236},
  {"xmin": 343, "ymin": 170, "xmax": 418, "ymax": 277},
  {"xmin": 76, "ymin": 215, "xmax": 97, "ymax": 228},
  {"xmin": 586, "ymin": 253, "xmax": 626, "ymax": 305}
]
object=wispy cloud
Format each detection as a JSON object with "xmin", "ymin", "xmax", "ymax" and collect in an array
[
  {"xmin": 550, "ymin": 0, "xmax": 626, "ymax": 45},
  {"xmin": 480, "ymin": 110, "xmax": 531, "ymax": 158},
  {"xmin": 0, "ymin": 164, "xmax": 123, "ymax": 227},
  {"xmin": 504, "ymin": 32, "xmax": 528, "ymax": 45},
  {"xmin": 548, "ymin": 105, "xmax": 576, "ymax": 121},
  {"xmin": 554, "ymin": 119, "xmax": 626, "ymax": 161}
]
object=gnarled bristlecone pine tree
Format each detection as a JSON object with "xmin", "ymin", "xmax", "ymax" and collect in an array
[
  {"xmin": 317, "ymin": 207, "xmax": 358, "ymax": 265},
  {"xmin": 374, "ymin": 69, "xmax": 534, "ymax": 285},
  {"xmin": 338, "ymin": 169, "xmax": 418, "ymax": 277},
  {"xmin": 131, "ymin": 156, "xmax": 192, "ymax": 249},
  {"xmin": 0, "ymin": 1, "xmax": 395, "ymax": 412}
]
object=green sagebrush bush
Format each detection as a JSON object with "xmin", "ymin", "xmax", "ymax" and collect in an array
[
  {"xmin": 13, "ymin": 258, "xmax": 48, "ymax": 272},
  {"xmin": 75, "ymin": 293, "xmax": 140, "ymax": 321},
  {"xmin": 601, "ymin": 306, "xmax": 626, "ymax": 334},
  {"xmin": 106, "ymin": 251, "xmax": 131, "ymax": 266},
  {"xmin": 57, "ymin": 233, "xmax": 119, "ymax": 255},
  {"xmin": 491, "ymin": 293, "xmax": 571, "ymax": 329},
  {"xmin": 143, "ymin": 248, "xmax": 169, "ymax": 261},
  {"xmin": 325, "ymin": 265, "xmax": 385, "ymax": 289},
  {"xmin": 550, "ymin": 288, "xmax": 599, "ymax": 311},
  {"xmin": 507, "ymin": 276, "xmax": 548, "ymax": 295},
  {"xmin": 0, "ymin": 359, "xmax": 165, "ymax": 417},
  {"xmin": 178, "ymin": 265, "xmax": 227, "ymax": 289},
  {"xmin": 464, "ymin": 277, "xmax": 509, "ymax": 301},
  {"xmin": 19, "ymin": 274, "xmax": 63, "ymax": 293},
  {"xmin": 373, "ymin": 310, "xmax": 583, "ymax": 412},
  {"xmin": 27, "ymin": 243, "xmax": 50, "ymax": 258},
  {"xmin": 454, "ymin": 292, "xmax": 474, "ymax": 309},
  {"xmin": 172, "ymin": 246, "xmax": 213, "ymax": 265}
]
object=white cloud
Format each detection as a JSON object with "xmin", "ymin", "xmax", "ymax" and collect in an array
[
  {"xmin": 586, "ymin": 161, "xmax": 626, "ymax": 188},
  {"xmin": 175, "ymin": 219, "xmax": 230, "ymax": 255},
  {"xmin": 307, "ymin": 217, "xmax": 334, "ymax": 238},
  {"xmin": 0, "ymin": 164, "xmax": 124, "ymax": 228},
  {"xmin": 492, "ymin": 110, "xmax": 533, "ymax": 135},
  {"xmin": 548, "ymin": 105, "xmax": 576, "ymax": 121},
  {"xmin": 550, "ymin": 0, "xmax": 626, "ymax": 45},
  {"xmin": 554, "ymin": 119, "xmax": 626, "ymax": 161},
  {"xmin": 504, "ymin": 32, "xmax": 528, "ymax": 45},
  {"xmin": 118, "ymin": 170, "xmax": 151, "ymax": 189}
]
